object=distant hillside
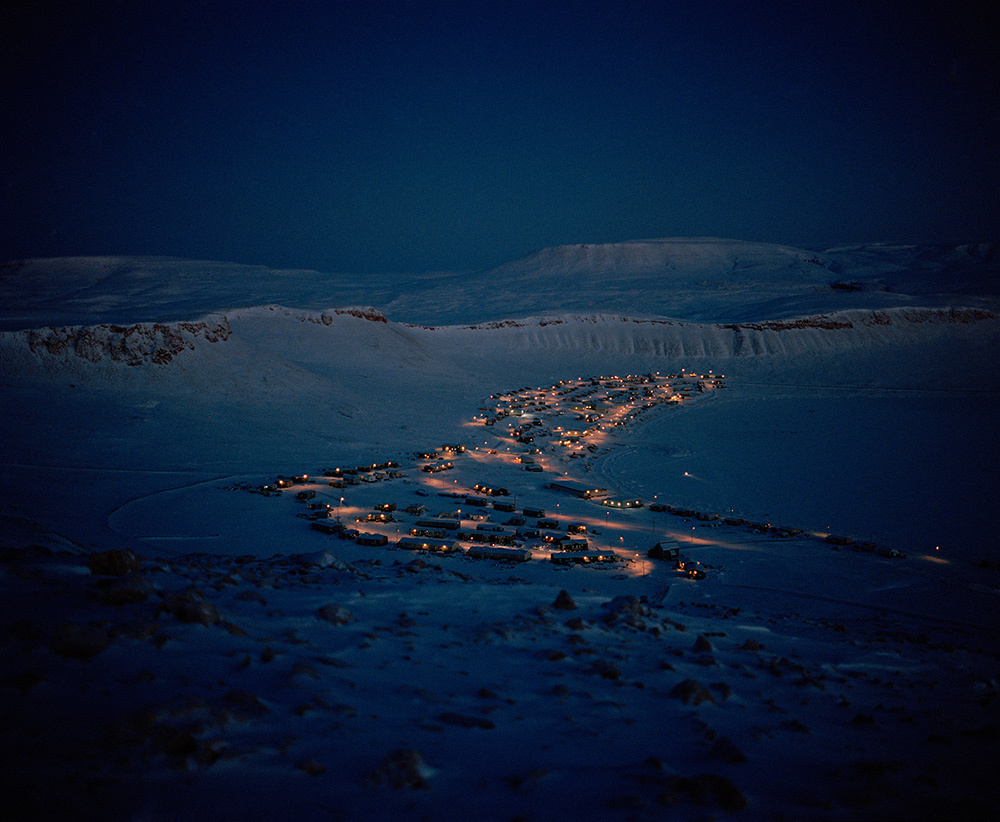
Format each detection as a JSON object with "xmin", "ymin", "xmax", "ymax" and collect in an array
[
  {"xmin": 424, "ymin": 239, "xmax": 999, "ymax": 325},
  {"xmin": 4, "ymin": 304, "xmax": 996, "ymax": 391},
  {"xmin": 1, "ymin": 239, "xmax": 997, "ymax": 330},
  {"xmin": 481, "ymin": 238, "xmax": 835, "ymax": 280}
]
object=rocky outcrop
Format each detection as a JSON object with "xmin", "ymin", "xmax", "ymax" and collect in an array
[{"xmin": 23, "ymin": 317, "xmax": 231, "ymax": 365}]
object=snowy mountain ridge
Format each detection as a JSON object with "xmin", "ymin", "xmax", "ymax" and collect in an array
[
  {"xmin": 3, "ymin": 304, "xmax": 994, "ymax": 371},
  {"xmin": 481, "ymin": 237, "xmax": 837, "ymax": 280},
  {"xmin": 2, "ymin": 238, "xmax": 998, "ymax": 330}
]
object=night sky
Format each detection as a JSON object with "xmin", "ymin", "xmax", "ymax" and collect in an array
[{"xmin": 2, "ymin": 0, "xmax": 998, "ymax": 273}]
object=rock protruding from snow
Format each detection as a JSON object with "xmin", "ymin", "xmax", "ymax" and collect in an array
[
  {"xmin": 551, "ymin": 590, "xmax": 577, "ymax": 610},
  {"xmin": 88, "ymin": 549, "xmax": 142, "ymax": 577},
  {"xmin": 295, "ymin": 550, "xmax": 349, "ymax": 570},
  {"xmin": 669, "ymin": 678, "xmax": 716, "ymax": 706},
  {"xmin": 22, "ymin": 317, "xmax": 231, "ymax": 365},
  {"xmin": 316, "ymin": 604, "xmax": 354, "ymax": 625},
  {"xmin": 367, "ymin": 749, "xmax": 437, "ymax": 789},
  {"xmin": 163, "ymin": 587, "xmax": 222, "ymax": 626}
]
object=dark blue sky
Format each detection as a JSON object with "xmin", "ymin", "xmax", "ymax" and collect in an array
[{"xmin": 2, "ymin": 0, "xmax": 998, "ymax": 273}]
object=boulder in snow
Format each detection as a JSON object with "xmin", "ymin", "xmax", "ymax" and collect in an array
[
  {"xmin": 88, "ymin": 549, "xmax": 141, "ymax": 577},
  {"xmin": 368, "ymin": 748, "xmax": 437, "ymax": 789},
  {"xmin": 317, "ymin": 603, "xmax": 354, "ymax": 625}
]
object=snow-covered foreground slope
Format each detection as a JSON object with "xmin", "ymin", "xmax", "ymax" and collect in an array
[
  {"xmin": 2, "ymin": 240, "xmax": 999, "ymax": 820},
  {"xmin": 2, "ymin": 302, "xmax": 997, "ymax": 553}
]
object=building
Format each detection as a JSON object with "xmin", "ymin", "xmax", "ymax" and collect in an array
[
  {"xmin": 550, "ymin": 550, "xmax": 620, "ymax": 565},
  {"xmin": 415, "ymin": 518, "xmax": 460, "ymax": 531},
  {"xmin": 601, "ymin": 498, "xmax": 643, "ymax": 509},
  {"xmin": 557, "ymin": 538, "xmax": 589, "ymax": 551},
  {"xmin": 310, "ymin": 520, "xmax": 344, "ymax": 535},
  {"xmin": 466, "ymin": 546, "xmax": 531, "ymax": 562},
  {"xmin": 548, "ymin": 480, "xmax": 607, "ymax": 499},
  {"xmin": 647, "ymin": 540, "xmax": 681, "ymax": 561},
  {"xmin": 396, "ymin": 537, "xmax": 462, "ymax": 553}
]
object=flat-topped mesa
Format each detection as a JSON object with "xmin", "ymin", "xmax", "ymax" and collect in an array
[{"xmin": 484, "ymin": 238, "xmax": 836, "ymax": 280}]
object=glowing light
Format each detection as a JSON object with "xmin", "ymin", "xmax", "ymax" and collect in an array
[{"xmin": 918, "ymin": 554, "xmax": 950, "ymax": 565}]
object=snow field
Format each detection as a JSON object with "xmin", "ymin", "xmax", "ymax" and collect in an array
[{"xmin": 2, "ymin": 241, "xmax": 999, "ymax": 819}]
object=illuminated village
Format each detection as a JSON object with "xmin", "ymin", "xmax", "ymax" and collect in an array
[
  {"xmin": 252, "ymin": 370, "xmax": 896, "ymax": 582},
  {"xmin": 278, "ymin": 373, "xmax": 723, "ymax": 565}
]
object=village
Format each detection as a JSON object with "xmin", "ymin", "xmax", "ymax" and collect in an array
[
  {"xmin": 236, "ymin": 371, "xmax": 891, "ymax": 578},
  {"xmin": 238, "ymin": 373, "xmax": 707, "ymax": 566}
]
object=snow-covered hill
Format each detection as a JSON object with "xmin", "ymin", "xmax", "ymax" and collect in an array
[{"xmin": 2, "ymin": 239, "xmax": 997, "ymax": 329}]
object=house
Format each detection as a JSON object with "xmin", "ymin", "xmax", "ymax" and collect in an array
[
  {"xmin": 409, "ymin": 526, "xmax": 448, "ymax": 539},
  {"xmin": 461, "ymin": 530, "xmax": 516, "ymax": 545},
  {"xmin": 355, "ymin": 533, "xmax": 388, "ymax": 546},
  {"xmin": 558, "ymin": 538, "xmax": 589, "ymax": 551},
  {"xmin": 466, "ymin": 545, "xmax": 531, "ymax": 562},
  {"xmin": 647, "ymin": 540, "xmax": 681, "ymax": 561},
  {"xmin": 473, "ymin": 483, "xmax": 509, "ymax": 496},
  {"xmin": 396, "ymin": 536, "xmax": 462, "ymax": 553},
  {"xmin": 600, "ymin": 498, "xmax": 643, "ymax": 509},
  {"xmin": 549, "ymin": 480, "xmax": 607, "ymax": 499},
  {"xmin": 421, "ymin": 461, "xmax": 454, "ymax": 474},
  {"xmin": 550, "ymin": 550, "xmax": 620, "ymax": 565},
  {"xmin": 311, "ymin": 520, "xmax": 344, "ymax": 535},
  {"xmin": 415, "ymin": 518, "xmax": 460, "ymax": 531}
]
